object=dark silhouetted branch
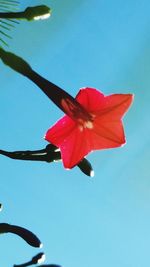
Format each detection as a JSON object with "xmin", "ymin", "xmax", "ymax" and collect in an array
[
  {"xmin": 0, "ymin": 144, "xmax": 94, "ymax": 177},
  {"xmin": 0, "ymin": 223, "xmax": 42, "ymax": 247}
]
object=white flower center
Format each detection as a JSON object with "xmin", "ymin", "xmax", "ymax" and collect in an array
[
  {"xmin": 84, "ymin": 121, "xmax": 93, "ymax": 129},
  {"xmin": 78, "ymin": 120, "xmax": 94, "ymax": 131}
]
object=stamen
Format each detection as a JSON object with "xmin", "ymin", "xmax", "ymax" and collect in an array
[
  {"xmin": 85, "ymin": 121, "xmax": 93, "ymax": 129},
  {"xmin": 78, "ymin": 120, "xmax": 93, "ymax": 131}
]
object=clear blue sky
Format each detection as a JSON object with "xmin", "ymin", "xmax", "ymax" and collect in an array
[{"xmin": 1, "ymin": 0, "xmax": 150, "ymax": 266}]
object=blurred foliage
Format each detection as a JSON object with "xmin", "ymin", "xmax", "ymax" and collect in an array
[
  {"xmin": 0, "ymin": 1, "xmax": 51, "ymax": 47},
  {"xmin": 0, "ymin": 1, "xmax": 61, "ymax": 266}
]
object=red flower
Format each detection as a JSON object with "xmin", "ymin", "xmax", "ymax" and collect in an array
[{"xmin": 45, "ymin": 88, "xmax": 134, "ymax": 169}]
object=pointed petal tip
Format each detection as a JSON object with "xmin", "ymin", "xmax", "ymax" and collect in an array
[
  {"xmin": 120, "ymin": 138, "xmax": 126, "ymax": 147},
  {"xmin": 127, "ymin": 93, "xmax": 134, "ymax": 102},
  {"xmin": 125, "ymin": 93, "xmax": 134, "ymax": 106},
  {"xmin": 131, "ymin": 94, "xmax": 134, "ymax": 105}
]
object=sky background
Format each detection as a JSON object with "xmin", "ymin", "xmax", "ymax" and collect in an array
[{"xmin": 0, "ymin": 0, "xmax": 150, "ymax": 266}]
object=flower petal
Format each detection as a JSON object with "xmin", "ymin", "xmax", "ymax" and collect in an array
[
  {"xmin": 45, "ymin": 116, "xmax": 91, "ymax": 168},
  {"xmin": 76, "ymin": 88, "xmax": 134, "ymax": 118},
  {"xmin": 75, "ymin": 90, "xmax": 133, "ymax": 150},
  {"xmin": 91, "ymin": 120, "xmax": 125, "ymax": 149},
  {"xmin": 87, "ymin": 94, "xmax": 134, "ymax": 149},
  {"xmin": 45, "ymin": 88, "xmax": 134, "ymax": 169},
  {"xmin": 60, "ymin": 127, "xmax": 91, "ymax": 168},
  {"xmin": 76, "ymin": 87, "xmax": 105, "ymax": 112},
  {"xmin": 96, "ymin": 93, "xmax": 134, "ymax": 120},
  {"xmin": 45, "ymin": 116, "xmax": 75, "ymax": 146}
]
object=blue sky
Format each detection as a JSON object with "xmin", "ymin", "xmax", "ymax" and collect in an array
[{"xmin": 0, "ymin": 0, "xmax": 150, "ymax": 266}]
